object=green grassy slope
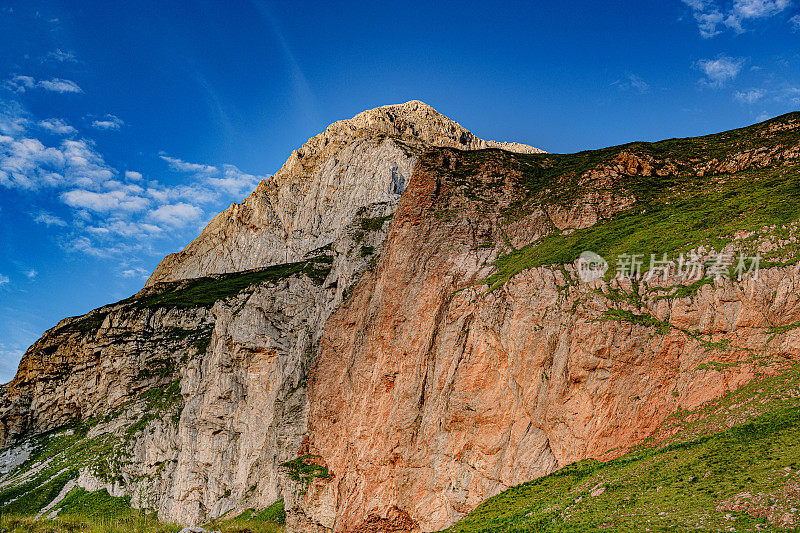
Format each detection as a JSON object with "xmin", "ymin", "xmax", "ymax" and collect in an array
[
  {"xmin": 0, "ymin": 495, "xmax": 285, "ymax": 533},
  {"xmin": 433, "ymin": 112, "xmax": 800, "ymax": 290},
  {"xmin": 439, "ymin": 364, "xmax": 800, "ymax": 532}
]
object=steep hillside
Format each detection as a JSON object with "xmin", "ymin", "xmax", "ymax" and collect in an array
[
  {"xmin": 0, "ymin": 207, "xmax": 387, "ymax": 525},
  {"xmin": 293, "ymin": 112, "xmax": 800, "ymax": 531},
  {"xmin": 439, "ymin": 364, "xmax": 800, "ymax": 531}
]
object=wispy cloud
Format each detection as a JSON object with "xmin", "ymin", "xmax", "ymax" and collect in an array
[
  {"xmin": 90, "ymin": 114, "xmax": 124, "ymax": 130},
  {"xmin": 33, "ymin": 211, "xmax": 67, "ymax": 227},
  {"xmin": 0, "ymin": 274, "xmax": 9, "ymax": 286},
  {"xmin": 38, "ymin": 118, "xmax": 76, "ymax": 135},
  {"xmin": 696, "ymin": 56, "xmax": 746, "ymax": 87},
  {"xmin": 44, "ymin": 49, "xmax": 77, "ymax": 63},
  {"xmin": 5, "ymin": 75, "xmax": 83, "ymax": 94},
  {"xmin": 681, "ymin": 0, "xmax": 792, "ymax": 37},
  {"xmin": 159, "ymin": 154, "xmax": 218, "ymax": 176},
  {"xmin": 0, "ymin": 101, "xmax": 30, "ymax": 135},
  {"xmin": 159, "ymin": 154, "xmax": 262, "ymax": 197},
  {"xmin": 38, "ymin": 78, "xmax": 83, "ymax": 94},
  {"xmin": 731, "ymin": 0, "xmax": 791, "ymax": 19},
  {"xmin": 682, "ymin": 0, "xmax": 726, "ymax": 38},
  {"xmin": 785, "ymin": 86, "xmax": 800, "ymax": 105},
  {"xmin": 734, "ymin": 88, "xmax": 766, "ymax": 103},
  {"xmin": 612, "ymin": 73, "xmax": 651, "ymax": 93},
  {"xmin": 121, "ymin": 267, "xmax": 150, "ymax": 279},
  {"xmin": 2, "ymin": 135, "xmax": 118, "ymax": 190},
  {"xmin": 0, "ymin": 136, "xmax": 68, "ymax": 189},
  {"xmin": 61, "ymin": 187, "xmax": 150, "ymax": 213},
  {"xmin": 791, "ymin": 14, "xmax": 800, "ymax": 29},
  {"xmin": 4, "ymin": 75, "xmax": 35, "ymax": 93},
  {"xmin": 731, "ymin": 85, "xmax": 800, "ymax": 107},
  {"xmin": 24, "ymin": 269, "xmax": 37, "ymax": 280},
  {"xmin": 0, "ymin": 96, "xmax": 266, "ymax": 271},
  {"xmin": 252, "ymin": 0, "xmax": 318, "ymax": 127},
  {"xmin": 148, "ymin": 202, "xmax": 203, "ymax": 227}
]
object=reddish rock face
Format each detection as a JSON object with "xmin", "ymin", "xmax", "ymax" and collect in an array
[{"xmin": 297, "ymin": 148, "xmax": 800, "ymax": 532}]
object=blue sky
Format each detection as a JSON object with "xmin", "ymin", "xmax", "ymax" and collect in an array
[{"xmin": 0, "ymin": 0, "xmax": 798, "ymax": 381}]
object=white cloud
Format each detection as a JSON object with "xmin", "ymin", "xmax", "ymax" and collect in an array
[
  {"xmin": 145, "ymin": 183, "xmax": 217, "ymax": 205},
  {"xmin": 63, "ymin": 236, "xmax": 111, "ymax": 258},
  {"xmin": 697, "ymin": 56, "xmax": 746, "ymax": 87},
  {"xmin": 0, "ymin": 136, "xmax": 67, "ymax": 189},
  {"xmin": 734, "ymin": 88, "xmax": 766, "ymax": 103},
  {"xmin": 37, "ymin": 78, "xmax": 83, "ymax": 94},
  {"xmin": 24, "ymin": 269, "xmax": 37, "ymax": 280},
  {"xmin": 60, "ymin": 139, "xmax": 115, "ymax": 185},
  {"xmin": 39, "ymin": 118, "xmax": 76, "ymax": 135},
  {"xmin": 85, "ymin": 219, "xmax": 162, "ymax": 238},
  {"xmin": 0, "ymin": 274, "xmax": 8, "ymax": 286},
  {"xmin": 682, "ymin": 0, "xmax": 791, "ymax": 37},
  {"xmin": 785, "ymin": 86, "xmax": 800, "ymax": 105},
  {"xmin": 159, "ymin": 154, "xmax": 218, "ymax": 176},
  {"xmin": 208, "ymin": 165, "xmax": 262, "ymax": 196},
  {"xmin": 731, "ymin": 0, "xmax": 791, "ymax": 19},
  {"xmin": 160, "ymin": 154, "xmax": 263, "ymax": 197},
  {"xmin": 121, "ymin": 267, "xmax": 150, "ymax": 279},
  {"xmin": 791, "ymin": 14, "xmax": 800, "ymax": 29},
  {"xmin": 736, "ymin": 86, "xmax": 800, "ymax": 107},
  {"xmin": 0, "ymin": 101, "xmax": 265, "ymax": 262},
  {"xmin": 44, "ymin": 49, "xmax": 77, "ymax": 63},
  {"xmin": 91, "ymin": 114, "xmax": 124, "ymax": 130},
  {"xmin": 33, "ymin": 211, "xmax": 67, "ymax": 227},
  {"xmin": 61, "ymin": 189, "xmax": 150, "ymax": 213},
  {"xmin": 5, "ymin": 75, "xmax": 83, "ymax": 94},
  {"xmin": 5, "ymin": 75, "xmax": 35, "ymax": 93},
  {"xmin": 148, "ymin": 203, "xmax": 203, "ymax": 227},
  {"xmin": 698, "ymin": 9, "xmax": 726, "ymax": 37},
  {"xmin": 0, "ymin": 101, "xmax": 30, "ymax": 135},
  {"xmin": 612, "ymin": 73, "xmax": 651, "ymax": 93}
]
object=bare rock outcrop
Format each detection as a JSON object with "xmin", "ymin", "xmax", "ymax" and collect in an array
[{"xmin": 146, "ymin": 101, "xmax": 542, "ymax": 286}]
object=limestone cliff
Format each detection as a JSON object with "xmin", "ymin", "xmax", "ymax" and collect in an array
[{"xmin": 146, "ymin": 100, "xmax": 543, "ymax": 286}]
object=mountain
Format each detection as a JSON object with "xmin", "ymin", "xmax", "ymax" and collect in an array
[{"xmin": 1, "ymin": 103, "xmax": 800, "ymax": 533}]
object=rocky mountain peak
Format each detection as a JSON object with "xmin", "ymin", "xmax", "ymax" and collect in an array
[
  {"xmin": 146, "ymin": 101, "xmax": 542, "ymax": 286},
  {"xmin": 303, "ymin": 100, "xmax": 541, "ymax": 152}
]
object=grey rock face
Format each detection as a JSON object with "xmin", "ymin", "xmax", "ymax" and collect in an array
[{"xmin": 147, "ymin": 101, "xmax": 542, "ymax": 286}]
